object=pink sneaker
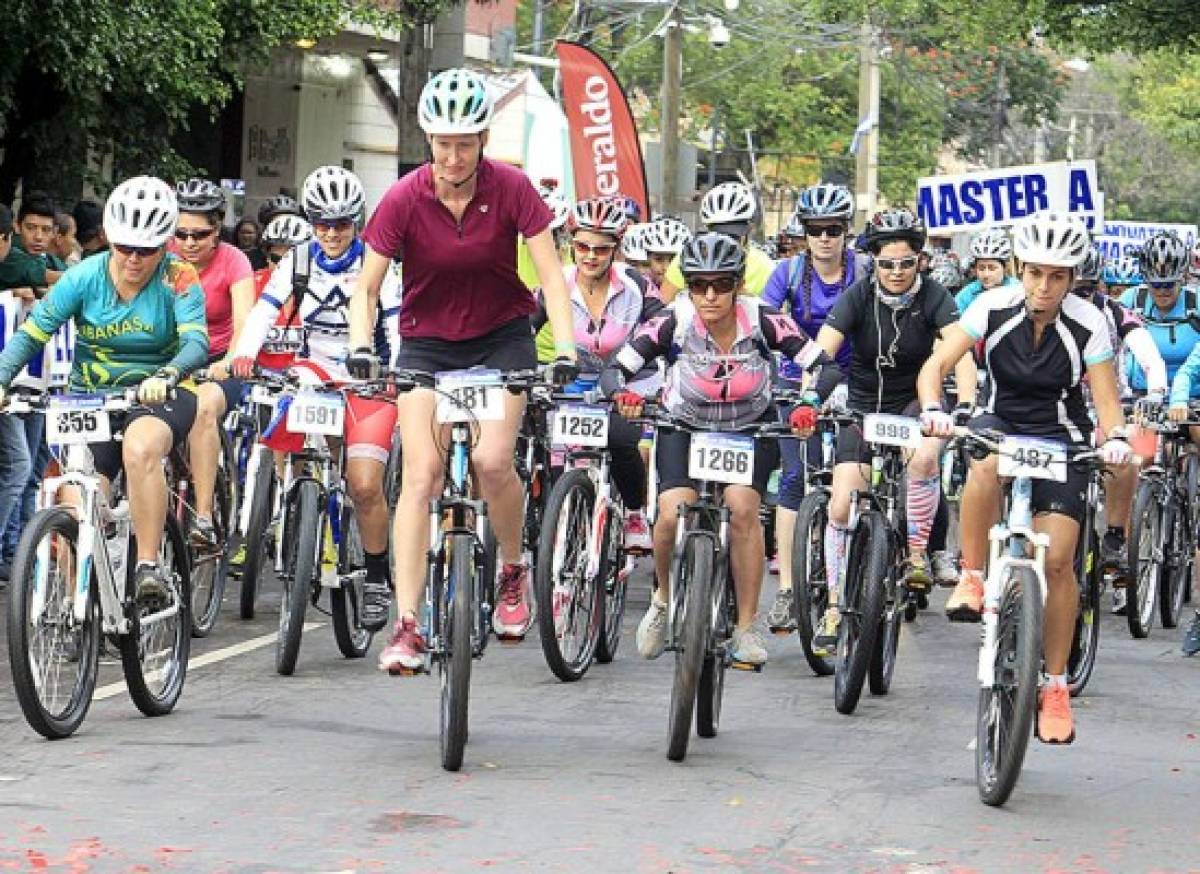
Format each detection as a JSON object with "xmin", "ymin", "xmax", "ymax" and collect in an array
[
  {"xmin": 624, "ymin": 511, "xmax": 652, "ymax": 554},
  {"xmin": 378, "ymin": 615, "xmax": 427, "ymax": 675},
  {"xmin": 493, "ymin": 563, "xmax": 534, "ymax": 639}
]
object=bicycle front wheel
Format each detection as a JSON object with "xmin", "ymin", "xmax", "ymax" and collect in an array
[
  {"xmin": 331, "ymin": 499, "xmax": 373, "ymax": 659},
  {"xmin": 440, "ymin": 532, "xmax": 475, "ymax": 772},
  {"xmin": 121, "ymin": 515, "xmax": 192, "ymax": 717},
  {"xmin": 239, "ymin": 445, "xmax": 277, "ymax": 620},
  {"xmin": 1160, "ymin": 494, "xmax": 1189, "ymax": 628},
  {"xmin": 793, "ymin": 489, "xmax": 834, "ymax": 677},
  {"xmin": 7, "ymin": 509, "xmax": 101, "ymax": 739},
  {"xmin": 1067, "ymin": 516, "xmax": 1101, "ymax": 697},
  {"xmin": 696, "ymin": 565, "xmax": 733, "ymax": 739},
  {"xmin": 834, "ymin": 512, "xmax": 888, "ymax": 715},
  {"xmin": 1127, "ymin": 481, "xmax": 1162, "ymax": 638},
  {"xmin": 976, "ymin": 564, "xmax": 1042, "ymax": 807},
  {"xmin": 277, "ymin": 480, "xmax": 320, "ymax": 676},
  {"xmin": 667, "ymin": 535, "xmax": 713, "ymax": 762}
]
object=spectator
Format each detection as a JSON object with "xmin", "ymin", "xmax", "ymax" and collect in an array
[
  {"xmin": 73, "ymin": 199, "xmax": 107, "ymax": 259},
  {"xmin": 53, "ymin": 211, "xmax": 80, "ymax": 265},
  {"xmin": 0, "ymin": 194, "xmax": 63, "ymax": 295},
  {"xmin": 234, "ymin": 217, "xmax": 267, "ymax": 270}
]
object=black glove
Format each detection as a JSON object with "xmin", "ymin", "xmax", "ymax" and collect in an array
[
  {"xmin": 347, "ymin": 346, "xmax": 380, "ymax": 380},
  {"xmin": 951, "ymin": 402, "xmax": 974, "ymax": 427},
  {"xmin": 547, "ymin": 356, "xmax": 580, "ymax": 387}
]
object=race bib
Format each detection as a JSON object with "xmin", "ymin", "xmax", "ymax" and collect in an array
[
  {"xmin": 862, "ymin": 413, "xmax": 923, "ymax": 449},
  {"xmin": 262, "ymin": 326, "xmax": 305, "ymax": 353},
  {"xmin": 46, "ymin": 395, "xmax": 111, "ymax": 445},
  {"xmin": 286, "ymin": 390, "xmax": 344, "ymax": 436},
  {"xmin": 551, "ymin": 404, "xmax": 609, "ymax": 448},
  {"xmin": 998, "ymin": 435, "xmax": 1067, "ymax": 482},
  {"xmin": 688, "ymin": 432, "xmax": 754, "ymax": 486},
  {"xmin": 435, "ymin": 369, "xmax": 504, "ymax": 424}
]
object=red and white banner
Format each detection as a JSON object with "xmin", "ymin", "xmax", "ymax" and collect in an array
[{"xmin": 555, "ymin": 41, "xmax": 650, "ymax": 220}]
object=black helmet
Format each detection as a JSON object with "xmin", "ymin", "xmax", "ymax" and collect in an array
[
  {"xmin": 864, "ymin": 207, "xmax": 926, "ymax": 254},
  {"xmin": 257, "ymin": 194, "xmax": 303, "ymax": 227},
  {"xmin": 175, "ymin": 178, "xmax": 226, "ymax": 215},
  {"xmin": 680, "ymin": 232, "xmax": 746, "ymax": 277}
]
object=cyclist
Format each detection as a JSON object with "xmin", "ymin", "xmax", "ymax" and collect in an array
[
  {"xmin": 621, "ymin": 222, "xmax": 653, "ymax": 281},
  {"xmin": 810, "ymin": 207, "xmax": 975, "ymax": 650},
  {"xmin": 761, "ymin": 182, "xmax": 866, "ymax": 631},
  {"xmin": 170, "ymin": 179, "xmax": 255, "ymax": 551},
  {"xmin": 606, "ymin": 232, "xmax": 840, "ymax": 667},
  {"xmin": 775, "ymin": 212, "xmax": 806, "ymax": 260},
  {"xmin": 642, "ymin": 216, "xmax": 692, "ymax": 291},
  {"xmin": 660, "ymin": 182, "xmax": 774, "ymax": 302},
  {"xmin": 0, "ymin": 176, "xmax": 209, "ymax": 604},
  {"xmin": 1166, "ymin": 327, "xmax": 1200, "ymax": 655},
  {"xmin": 1189, "ymin": 240, "xmax": 1200, "ymax": 284},
  {"xmin": 520, "ymin": 185, "xmax": 571, "ymax": 297},
  {"xmin": 921, "ymin": 211, "xmax": 1132, "ymax": 745},
  {"xmin": 231, "ymin": 165, "xmax": 400, "ymax": 631},
  {"xmin": 954, "ymin": 228, "xmax": 1021, "ymax": 313},
  {"xmin": 348, "ymin": 68, "xmax": 578, "ymax": 672},
  {"xmin": 252, "ymin": 214, "xmax": 314, "ymax": 372},
  {"xmin": 531, "ymin": 197, "xmax": 661, "ymax": 551},
  {"xmin": 252, "ymin": 194, "xmax": 305, "ymax": 271},
  {"xmin": 931, "ymin": 259, "xmax": 965, "ymax": 295},
  {"xmin": 1102, "ymin": 255, "xmax": 1142, "ymax": 298}
]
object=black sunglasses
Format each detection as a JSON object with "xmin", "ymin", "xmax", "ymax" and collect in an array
[
  {"xmin": 805, "ymin": 225, "xmax": 846, "ymax": 239},
  {"xmin": 686, "ymin": 275, "xmax": 739, "ymax": 295},
  {"xmin": 174, "ymin": 228, "xmax": 216, "ymax": 242},
  {"xmin": 113, "ymin": 242, "xmax": 161, "ymax": 258}
]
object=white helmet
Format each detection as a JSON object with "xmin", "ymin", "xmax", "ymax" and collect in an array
[
  {"xmin": 418, "ymin": 69, "xmax": 494, "ymax": 135},
  {"xmin": 262, "ymin": 214, "xmax": 313, "ymax": 247},
  {"xmin": 539, "ymin": 187, "xmax": 570, "ymax": 231},
  {"xmin": 302, "ymin": 166, "xmax": 364, "ymax": 222},
  {"xmin": 1011, "ymin": 212, "xmax": 1091, "ymax": 268},
  {"xmin": 700, "ymin": 182, "xmax": 756, "ymax": 228},
  {"xmin": 969, "ymin": 227, "xmax": 1013, "ymax": 262},
  {"xmin": 643, "ymin": 217, "xmax": 692, "ymax": 254},
  {"xmin": 622, "ymin": 224, "xmax": 650, "ymax": 261},
  {"xmin": 103, "ymin": 176, "xmax": 178, "ymax": 249}
]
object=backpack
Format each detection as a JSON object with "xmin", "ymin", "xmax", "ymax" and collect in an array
[{"xmin": 1132, "ymin": 284, "xmax": 1200, "ymax": 336}]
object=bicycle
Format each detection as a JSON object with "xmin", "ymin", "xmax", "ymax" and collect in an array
[
  {"xmin": 4, "ymin": 390, "xmax": 191, "ymax": 739},
  {"xmin": 952, "ymin": 428, "xmax": 1103, "ymax": 806},
  {"xmin": 534, "ymin": 391, "xmax": 627, "ymax": 681},
  {"xmin": 229, "ymin": 379, "xmax": 284, "ymax": 620},
  {"xmin": 790, "ymin": 413, "xmax": 840, "ymax": 677}
]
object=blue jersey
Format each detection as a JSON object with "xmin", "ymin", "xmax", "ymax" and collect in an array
[
  {"xmin": 0, "ymin": 252, "xmax": 209, "ymax": 392},
  {"xmin": 1120, "ymin": 285, "xmax": 1200, "ymax": 394},
  {"xmin": 954, "ymin": 275, "xmax": 1021, "ymax": 314}
]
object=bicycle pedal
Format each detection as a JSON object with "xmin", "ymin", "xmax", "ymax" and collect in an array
[{"xmin": 730, "ymin": 660, "xmax": 764, "ymax": 673}]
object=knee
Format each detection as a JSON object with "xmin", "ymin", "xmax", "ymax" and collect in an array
[
  {"xmin": 123, "ymin": 436, "xmax": 164, "ymax": 474},
  {"xmin": 471, "ymin": 450, "xmax": 513, "ymax": 487},
  {"xmin": 726, "ymin": 498, "xmax": 762, "ymax": 535},
  {"xmin": 347, "ymin": 468, "xmax": 383, "ymax": 507},
  {"xmin": 1044, "ymin": 552, "xmax": 1077, "ymax": 587},
  {"xmin": 399, "ymin": 458, "xmax": 443, "ymax": 503}
]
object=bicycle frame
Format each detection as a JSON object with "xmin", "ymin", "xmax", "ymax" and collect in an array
[{"xmin": 666, "ymin": 480, "xmax": 732, "ymax": 654}]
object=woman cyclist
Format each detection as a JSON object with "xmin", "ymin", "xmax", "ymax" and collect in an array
[
  {"xmin": 171, "ymin": 179, "xmax": 255, "ymax": 551},
  {"xmin": 642, "ymin": 217, "xmax": 692, "ymax": 291},
  {"xmin": 810, "ymin": 208, "xmax": 975, "ymax": 650},
  {"xmin": 954, "ymin": 227, "xmax": 1021, "ymax": 313},
  {"xmin": 621, "ymin": 223, "xmax": 653, "ymax": 282},
  {"xmin": 0, "ymin": 176, "xmax": 209, "ymax": 604},
  {"xmin": 1102, "ymin": 255, "xmax": 1142, "ymax": 298},
  {"xmin": 349, "ymin": 68, "xmax": 577, "ymax": 672},
  {"xmin": 775, "ymin": 212, "xmax": 806, "ymax": 260},
  {"xmin": 607, "ymin": 233, "xmax": 840, "ymax": 668},
  {"xmin": 920, "ymin": 211, "xmax": 1133, "ymax": 745}
]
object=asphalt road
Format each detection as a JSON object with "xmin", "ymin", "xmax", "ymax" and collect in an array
[{"xmin": 0, "ymin": 564, "xmax": 1198, "ymax": 873}]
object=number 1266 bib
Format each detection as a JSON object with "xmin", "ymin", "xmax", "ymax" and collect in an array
[{"xmin": 688, "ymin": 432, "xmax": 755, "ymax": 486}]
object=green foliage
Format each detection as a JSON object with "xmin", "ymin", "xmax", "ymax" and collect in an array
[{"xmin": 1042, "ymin": 1, "xmax": 1200, "ymax": 52}]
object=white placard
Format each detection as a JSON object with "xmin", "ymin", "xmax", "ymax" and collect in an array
[
  {"xmin": 688, "ymin": 432, "xmax": 754, "ymax": 486},
  {"xmin": 1095, "ymin": 220, "xmax": 1198, "ymax": 262},
  {"xmin": 286, "ymin": 390, "xmax": 344, "ymax": 436},
  {"xmin": 551, "ymin": 404, "xmax": 609, "ymax": 448},
  {"xmin": 435, "ymin": 369, "xmax": 504, "ymax": 424},
  {"xmin": 998, "ymin": 435, "xmax": 1067, "ymax": 482},
  {"xmin": 862, "ymin": 413, "xmax": 923, "ymax": 450},
  {"xmin": 46, "ymin": 395, "xmax": 111, "ymax": 445}
]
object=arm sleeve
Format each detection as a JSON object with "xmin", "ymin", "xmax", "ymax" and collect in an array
[
  {"xmin": 601, "ymin": 311, "xmax": 675, "ymax": 394},
  {"xmin": 1170, "ymin": 344, "xmax": 1200, "ymax": 406},
  {"xmin": 233, "ymin": 252, "xmax": 291, "ymax": 359},
  {"xmin": 758, "ymin": 304, "xmax": 842, "ymax": 400},
  {"xmin": 0, "ymin": 273, "xmax": 79, "ymax": 385},
  {"xmin": 762, "ymin": 258, "xmax": 792, "ymax": 310},
  {"xmin": 166, "ymin": 276, "xmax": 210, "ymax": 376},
  {"xmin": 1125, "ymin": 326, "xmax": 1168, "ymax": 395}
]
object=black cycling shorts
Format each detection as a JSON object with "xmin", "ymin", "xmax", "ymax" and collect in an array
[
  {"xmin": 90, "ymin": 388, "xmax": 198, "ymax": 482},
  {"xmin": 396, "ymin": 317, "xmax": 537, "ymax": 377},
  {"xmin": 968, "ymin": 413, "xmax": 1089, "ymax": 519},
  {"xmin": 654, "ymin": 426, "xmax": 780, "ymax": 498}
]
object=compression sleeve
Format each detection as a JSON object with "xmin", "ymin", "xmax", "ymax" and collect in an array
[
  {"xmin": 233, "ymin": 253, "xmax": 291, "ymax": 360},
  {"xmin": 601, "ymin": 310, "xmax": 675, "ymax": 394},
  {"xmin": 1123, "ymin": 326, "xmax": 1168, "ymax": 396},
  {"xmin": 1170, "ymin": 342, "xmax": 1200, "ymax": 407},
  {"xmin": 759, "ymin": 306, "xmax": 841, "ymax": 400}
]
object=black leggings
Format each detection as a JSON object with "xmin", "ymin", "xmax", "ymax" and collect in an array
[{"xmin": 609, "ymin": 412, "xmax": 646, "ymax": 510}]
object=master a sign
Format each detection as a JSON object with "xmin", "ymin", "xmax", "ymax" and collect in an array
[{"xmin": 917, "ymin": 160, "xmax": 1103, "ymax": 234}]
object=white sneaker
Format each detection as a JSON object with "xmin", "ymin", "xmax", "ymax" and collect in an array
[
  {"xmin": 1111, "ymin": 587, "xmax": 1127, "ymax": 616},
  {"xmin": 731, "ymin": 626, "xmax": 768, "ymax": 666},
  {"xmin": 636, "ymin": 597, "xmax": 668, "ymax": 659},
  {"xmin": 624, "ymin": 511, "xmax": 653, "ymax": 554}
]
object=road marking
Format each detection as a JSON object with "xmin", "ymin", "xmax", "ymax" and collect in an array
[{"xmin": 93, "ymin": 622, "xmax": 325, "ymax": 701}]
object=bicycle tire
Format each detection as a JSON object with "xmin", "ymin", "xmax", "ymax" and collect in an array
[
  {"xmin": 189, "ymin": 464, "xmax": 231, "ymax": 638},
  {"xmin": 384, "ymin": 434, "xmax": 402, "ymax": 511},
  {"xmin": 696, "ymin": 565, "xmax": 733, "ymax": 739},
  {"xmin": 869, "ymin": 563, "xmax": 902, "ymax": 695},
  {"xmin": 6, "ymin": 509, "xmax": 101, "ymax": 739},
  {"xmin": 535, "ymin": 469, "xmax": 603, "ymax": 682},
  {"xmin": 596, "ymin": 506, "xmax": 627, "ymax": 665},
  {"xmin": 440, "ymin": 532, "xmax": 474, "ymax": 772},
  {"xmin": 976, "ymin": 564, "xmax": 1041, "ymax": 807},
  {"xmin": 667, "ymin": 535, "xmax": 713, "ymax": 762},
  {"xmin": 239, "ymin": 445, "xmax": 276, "ymax": 620},
  {"xmin": 331, "ymin": 498, "xmax": 372, "ymax": 659},
  {"xmin": 1067, "ymin": 516, "xmax": 1101, "ymax": 697},
  {"xmin": 1160, "ymin": 492, "xmax": 1189, "ymax": 628},
  {"xmin": 276, "ymin": 480, "xmax": 319, "ymax": 676},
  {"xmin": 793, "ymin": 489, "xmax": 834, "ymax": 677},
  {"xmin": 834, "ymin": 512, "xmax": 888, "ymax": 716},
  {"xmin": 121, "ymin": 515, "xmax": 191, "ymax": 717},
  {"xmin": 1127, "ymin": 481, "xmax": 1162, "ymax": 638}
]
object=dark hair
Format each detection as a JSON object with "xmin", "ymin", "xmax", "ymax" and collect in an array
[
  {"xmin": 54, "ymin": 211, "xmax": 74, "ymax": 234},
  {"xmin": 73, "ymin": 199, "xmax": 104, "ymax": 245},
  {"xmin": 18, "ymin": 191, "xmax": 57, "ymax": 223},
  {"xmin": 0, "ymin": 204, "xmax": 12, "ymax": 237}
]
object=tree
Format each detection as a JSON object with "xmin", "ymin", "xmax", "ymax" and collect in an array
[
  {"xmin": 1042, "ymin": 1, "xmax": 1200, "ymax": 52},
  {"xmin": 0, "ymin": 0, "xmax": 450, "ymax": 203}
]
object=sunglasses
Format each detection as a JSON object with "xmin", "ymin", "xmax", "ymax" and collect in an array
[
  {"xmin": 174, "ymin": 228, "xmax": 216, "ymax": 243},
  {"xmin": 314, "ymin": 219, "xmax": 354, "ymax": 232},
  {"xmin": 1148, "ymin": 281, "xmax": 1178, "ymax": 290},
  {"xmin": 805, "ymin": 225, "xmax": 846, "ymax": 239},
  {"xmin": 876, "ymin": 256, "xmax": 919, "ymax": 272},
  {"xmin": 268, "ymin": 252, "xmax": 284, "ymax": 264},
  {"xmin": 113, "ymin": 242, "xmax": 161, "ymax": 258},
  {"xmin": 686, "ymin": 276, "xmax": 739, "ymax": 295},
  {"xmin": 572, "ymin": 240, "xmax": 616, "ymax": 257}
]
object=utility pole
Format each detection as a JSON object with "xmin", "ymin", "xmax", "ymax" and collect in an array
[
  {"xmin": 989, "ymin": 58, "xmax": 1007, "ymax": 168},
  {"xmin": 853, "ymin": 20, "xmax": 880, "ymax": 230},
  {"xmin": 661, "ymin": 1, "xmax": 683, "ymax": 217},
  {"xmin": 532, "ymin": 0, "xmax": 545, "ymax": 55}
]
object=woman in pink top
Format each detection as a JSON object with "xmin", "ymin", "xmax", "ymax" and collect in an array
[
  {"xmin": 170, "ymin": 179, "xmax": 255, "ymax": 546},
  {"xmin": 350, "ymin": 68, "xmax": 576, "ymax": 673}
]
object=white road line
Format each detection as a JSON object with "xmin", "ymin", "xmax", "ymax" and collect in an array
[{"xmin": 93, "ymin": 622, "xmax": 325, "ymax": 701}]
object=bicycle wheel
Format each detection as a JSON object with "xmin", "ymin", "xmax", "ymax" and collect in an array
[
  {"xmin": 121, "ymin": 516, "xmax": 192, "ymax": 717},
  {"xmin": 1160, "ymin": 493, "xmax": 1189, "ymax": 628},
  {"xmin": 7, "ymin": 509, "xmax": 101, "ymax": 739},
  {"xmin": 696, "ymin": 565, "xmax": 733, "ymax": 739},
  {"xmin": 190, "ymin": 464, "xmax": 231, "ymax": 638},
  {"xmin": 331, "ymin": 498, "xmax": 372, "ymax": 659},
  {"xmin": 667, "ymin": 535, "xmax": 713, "ymax": 762},
  {"xmin": 535, "ymin": 469, "xmax": 604, "ymax": 681},
  {"xmin": 596, "ymin": 507, "xmax": 627, "ymax": 665},
  {"xmin": 1067, "ymin": 516, "xmax": 1101, "ymax": 697},
  {"xmin": 239, "ymin": 445, "xmax": 276, "ymax": 620},
  {"xmin": 834, "ymin": 512, "xmax": 888, "ymax": 716},
  {"xmin": 976, "ymin": 564, "xmax": 1042, "ymax": 807},
  {"xmin": 440, "ymin": 532, "xmax": 474, "ymax": 772},
  {"xmin": 792, "ymin": 490, "xmax": 834, "ymax": 677},
  {"xmin": 869, "ymin": 562, "xmax": 902, "ymax": 696},
  {"xmin": 277, "ymin": 480, "xmax": 320, "ymax": 676},
  {"xmin": 1127, "ymin": 481, "xmax": 1162, "ymax": 638},
  {"xmin": 383, "ymin": 433, "xmax": 402, "ymax": 511}
]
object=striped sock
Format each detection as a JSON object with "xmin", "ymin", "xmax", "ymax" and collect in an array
[
  {"xmin": 824, "ymin": 522, "xmax": 850, "ymax": 599},
  {"xmin": 906, "ymin": 474, "xmax": 940, "ymax": 555}
]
